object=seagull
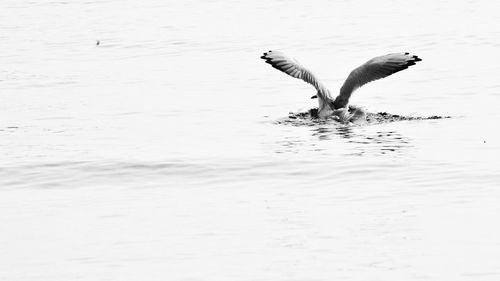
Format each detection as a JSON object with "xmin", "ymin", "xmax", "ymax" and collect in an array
[{"xmin": 260, "ymin": 50, "xmax": 422, "ymax": 122}]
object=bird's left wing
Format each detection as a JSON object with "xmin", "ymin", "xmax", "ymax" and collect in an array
[{"xmin": 261, "ymin": 50, "xmax": 333, "ymax": 104}]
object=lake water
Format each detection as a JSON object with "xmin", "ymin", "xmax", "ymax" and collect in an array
[{"xmin": 1, "ymin": 0, "xmax": 500, "ymax": 280}]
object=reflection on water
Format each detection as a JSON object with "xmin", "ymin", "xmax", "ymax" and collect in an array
[
  {"xmin": 272, "ymin": 122, "xmax": 412, "ymax": 156},
  {"xmin": 312, "ymin": 125, "xmax": 411, "ymax": 156}
]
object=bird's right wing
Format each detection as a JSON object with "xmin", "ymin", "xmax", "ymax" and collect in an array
[
  {"xmin": 261, "ymin": 50, "xmax": 333, "ymax": 104},
  {"xmin": 332, "ymin": 52, "xmax": 422, "ymax": 109}
]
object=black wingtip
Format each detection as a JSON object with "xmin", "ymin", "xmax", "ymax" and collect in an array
[
  {"xmin": 404, "ymin": 52, "xmax": 422, "ymax": 62},
  {"xmin": 261, "ymin": 49, "xmax": 276, "ymax": 59},
  {"xmin": 261, "ymin": 51, "xmax": 270, "ymax": 60}
]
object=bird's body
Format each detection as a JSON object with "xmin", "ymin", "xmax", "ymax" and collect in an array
[{"xmin": 260, "ymin": 50, "xmax": 422, "ymax": 122}]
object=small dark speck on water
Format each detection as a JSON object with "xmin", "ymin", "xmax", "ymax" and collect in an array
[
  {"xmin": 7, "ymin": 126, "xmax": 19, "ymax": 129},
  {"xmin": 96, "ymin": 40, "xmax": 100, "ymax": 46}
]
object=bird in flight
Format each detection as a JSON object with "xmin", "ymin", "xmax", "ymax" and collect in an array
[{"xmin": 261, "ymin": 50, "xmax": 422, "ymax": 122}]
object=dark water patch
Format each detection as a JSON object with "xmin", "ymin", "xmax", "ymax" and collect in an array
[
  {"xmin": 272, "ymin": 108, "xmax": 423, "ymax": 156},
  {"xmin": 369, "ymin": 111, "xmax": 451, "ymax": 123},
  {"xmin": 276, "ymin": 107, "xmax": 451, "ymax": 126}
]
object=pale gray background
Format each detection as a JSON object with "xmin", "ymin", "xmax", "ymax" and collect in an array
[{"xmin": 1, "ymin": 0, "xmax": 500, "ymax": 280}]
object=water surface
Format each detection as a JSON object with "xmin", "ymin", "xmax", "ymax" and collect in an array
[{"xmin": 1, "ymin": 0, "xmax": 500, "ymax": 280}]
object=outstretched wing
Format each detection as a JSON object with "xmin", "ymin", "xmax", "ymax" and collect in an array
[
  {"xmin": 261, "ymin": 50, "xmax": 333, "ymax": 105},
  {"xmin": 332, "ymin": 52, "xmax": 422, "ymax": 109}
]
